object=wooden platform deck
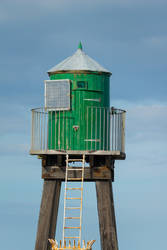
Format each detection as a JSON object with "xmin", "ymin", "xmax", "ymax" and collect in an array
[{"xmin": 29, "ymin": 150, "xmax": 126, "ymax": 160}]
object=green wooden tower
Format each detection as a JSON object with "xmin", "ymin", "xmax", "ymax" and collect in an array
[
  {"xmin": 30, "ymin": 43, "xmax": 126, "ymax": 250},
  {"xmin": 46, "ymin": 42, "xmax": 111, "ymax": 151}
]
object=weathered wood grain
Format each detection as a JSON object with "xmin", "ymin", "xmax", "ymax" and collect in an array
[
  {"xmin": 35, "ymin": 180, "xmax": 61, "ymax": 250},
  {"xmin": 42, "ymin": 166, "xmax": 114, "ymax": 181},
  {"xmin": 34, "ymin": 155, "xmax": 117, "ymax": 250},
  {"xmin": 96, "ymin": 181, "xmax": 118, "ymax": 250}
]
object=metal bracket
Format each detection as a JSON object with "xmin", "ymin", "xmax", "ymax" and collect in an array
[{"xmin": 73, "ymin": 125, "xmax": 79, "ymax": 131}]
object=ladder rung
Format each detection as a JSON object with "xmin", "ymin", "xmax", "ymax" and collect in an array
[
  {"xmin": 64, "ymin": 237, "xmax": 80, "ymax": 239},
  {"xmin": 65, "ymin": 207, "xmax": 81, "ymax": 210},
  {"xmin": 66, "ymin": 188, "xmax": 82, "ymax": 190},
  {"xmin": 64, "ymin": 227, "xmax": 81, "ymax": 229},
  {"xmin": 67, "ymin": 168, "xmax": 82, "ymax": 171},
  {"xmin": 66, "ymin": 197, "xmax": 81, "ymax": 200},
  {"xmin": 67, "ymin": 159, "xmax": 84, "ymax": 162},
  {"xmin": 67, "ymin": 178, "xmax": 82, "ymax": 180},
  {"xmin": 65, "ymin": 217, "xmax": 80, "ymax": 219},
  {"xmin": 63, "ymin": 154, "xmax": 85, "ymax": 242}
]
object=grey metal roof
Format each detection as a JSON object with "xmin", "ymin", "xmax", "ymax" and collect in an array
[{"xmin": 48, "ymin": 46, "xmax": 111, "ymax": 74}]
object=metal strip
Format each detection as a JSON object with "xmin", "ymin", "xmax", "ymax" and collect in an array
[
  {"xmin": 51, "ymin": 111, "xmax": 53, "ymax": 149},
  {"xmin": 84, "ymin": 139, "xmax": 100, "ymax": 142},
  {"xmin": 46, "ymin": 111, "xmax": 49, "ymax": 150},
  {"xmin": 106, "ymin": 108, "xmax": 109, "ymax": 150},
  {"xmin": 63, "ymin": 110, "xmax": 65, "ymax": 150},
  {"xmin": 91, "ymin": 107, "xmax": 93, "ymax": 150},
  {"xmin": 44, "ymin": 110, "xmax": 46, "ymax": 150},
  {"xmin": 84, "ymin": 98, "xmax": 101, "ymax": 102},
  {"xmin": 66, "ymin": 111, "xmax": 68, "ymax": 150},
  {"xmin": 122, "ymin": 112, "xmax": 125, "ymax": 153},
  {"xmin": 59, "ymin": 111, "xmax": 61, "ymax": 150},
  {"xmin": 70, "ymin": 114, "xmax": 72, "ymax": 150},
  {"xmin": 38, "ymin": 111, "xmax": 40, "ymax": 150},
  {"xmin": 115, "ymin": 112, "xmax": 116, "ymax": 150},
  {"xmin": 103, "ymin": 109, "xmax": 105, "ymax": 151},
  {"xmin": 55, "ymin": 111, "xmax": 57, "ymax": 150},
  {"xmin": 31, "ymin": 110, "xmax": 34, "ymax": 151},
  {"xmin": 112, "ymin": 111, "xmax": 114, "ymax": 151},
  {"xmin": 99, "ymin": 108, "xmax": 101, "ymax": 150},
  {"xmin": 86, "ymin": 107, "xmax": 89, "ymax": 150},
  {"xmin": 41, "ymin": 111, "xmax": 43, "ymax": 150},
  {"xmin": 118, "ymin": 113, "xmax": 120, "ymax": 151},
  {"xmin": 95, "ymin": 107, "xmax": 97, "ymax": 150}
]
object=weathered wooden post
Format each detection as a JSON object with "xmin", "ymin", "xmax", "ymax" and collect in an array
[{"xmin": 30, "ymin": 42, "xmax": 126, "ymax": 250}]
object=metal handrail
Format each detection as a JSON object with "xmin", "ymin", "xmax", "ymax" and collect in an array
[{"xmin": 30, "ymin": 107, "xmax": 126, "ymax": 154}]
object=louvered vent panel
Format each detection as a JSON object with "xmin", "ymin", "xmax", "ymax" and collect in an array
[{"xmin": 45, "ymin": 80, "xmax": 70, "ymax": 110}]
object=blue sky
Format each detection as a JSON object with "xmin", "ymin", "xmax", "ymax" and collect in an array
[{"xmin": 0, "ymin": 0, "xmax": 167, "ymax": 249}]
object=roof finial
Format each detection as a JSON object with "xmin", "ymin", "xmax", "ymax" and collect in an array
[{"xmin": 78, "ymin": 41, "xmax": 83, "ymax": 50}]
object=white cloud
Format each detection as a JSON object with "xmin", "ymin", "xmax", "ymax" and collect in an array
[
  {"xmin": 112, "ymin": 99, "xmax": 167, "ymax": 170},
  {"xmin": 127, "ymin": 104, "xmax": 167, "ymax": 140},
  {"xmin": 142, "ymin": 36, "xmax": 167, "ymax": 49},
  {"xmin": 117, "ymin": 103, "xmax": 167, "ymax": 199}
]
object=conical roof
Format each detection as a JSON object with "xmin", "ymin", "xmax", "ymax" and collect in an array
[{"xmin": 48, "ymin": 43, "xmax": 111, "ymax": 74}]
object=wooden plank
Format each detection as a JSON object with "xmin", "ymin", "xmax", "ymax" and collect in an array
[
  {"xmin": 42, "ymin": 166, "xmax": 113, "ymax": 181},
  {"xmin": 35, "ymin": 180, "xmax": 61, "ymax": 250},
  {"xmin": 29, "ymin": 150, "xmax": 126, "ymax": 160},
  {"xmin": 89, "ymin": 155, "xmax": 94, "ymax": 168},
  {"xmin": 96, "ymin": 181, "xmax": 118, "ymax": 250}
]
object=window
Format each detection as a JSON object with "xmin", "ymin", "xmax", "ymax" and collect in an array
[
  {"xmin": 77, "ymin": 81, "xmax": 88, "ymax": 89},
  {"xmin": 44, "ymin": 79, "xmax": 70, "ymax": 110}
]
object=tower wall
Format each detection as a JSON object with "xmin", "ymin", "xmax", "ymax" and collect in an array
[{"xmin": 48, "ymin": 72, "xmax": 110, "ymax": 150}]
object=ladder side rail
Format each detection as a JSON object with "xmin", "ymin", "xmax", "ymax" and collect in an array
[{"xmin": 79, "ymin": 154, "xmax": 85, "ymax": 243}]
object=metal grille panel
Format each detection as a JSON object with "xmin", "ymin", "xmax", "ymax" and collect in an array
[{"xmin": 45, "ymin": 80, "xmax": 70, "ymax": 110}]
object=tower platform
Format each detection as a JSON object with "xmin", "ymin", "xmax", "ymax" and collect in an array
[{"xmin": 30, "ymin": 150, "xmax": 125, "ymax": 160}]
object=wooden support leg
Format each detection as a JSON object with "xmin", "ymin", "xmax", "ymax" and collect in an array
[
  {"xmin": 35, "ymin": 180, "xmax": 61, "ymax": 250},
  {"xmin": 96, "ymin": 181, "xmax": 118, "ymax": 250}
]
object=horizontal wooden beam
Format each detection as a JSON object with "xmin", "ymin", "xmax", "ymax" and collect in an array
[
  {"xmin": 42, "ymin": 166, "xmax": 114, "ymax": 181},
  {"xmin": 30, "ymin": 150, "xmax": 126, "ymax": 160}
]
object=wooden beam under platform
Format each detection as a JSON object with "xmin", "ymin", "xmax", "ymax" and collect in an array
[{"xmin": 41, "ymin": 155, "xmax": 115, "ymax": 181}]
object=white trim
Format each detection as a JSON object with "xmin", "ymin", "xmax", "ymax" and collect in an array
[{"xmin": 84, "ymin": 98, "xmax": 101, "ymax": 102}]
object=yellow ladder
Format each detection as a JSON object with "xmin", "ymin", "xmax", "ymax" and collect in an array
[{"xmin": 62, "ymin": 154, "xmax": 85, "ymax": 247}]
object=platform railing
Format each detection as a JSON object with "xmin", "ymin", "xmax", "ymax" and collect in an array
[
  {"xmin": 30, "ymin": 107, "xmax": 126, "ymax": 154},
  {"xmin": 85, "ymin": 106, "xmax": 125, "ymax": 152}
]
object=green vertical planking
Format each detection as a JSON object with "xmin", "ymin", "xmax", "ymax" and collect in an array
[{"xmin": 48, "ymin": 72, "xmax": 110, "ymax": 150}]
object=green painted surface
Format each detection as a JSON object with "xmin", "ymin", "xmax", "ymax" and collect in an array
[
  {"xmin": 48, "ymin": 72, "xmax": 110, "ymax": 150},
  {"xmin": 78, "ymin": 41, "xmax": 83, "ymax": 50}
]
